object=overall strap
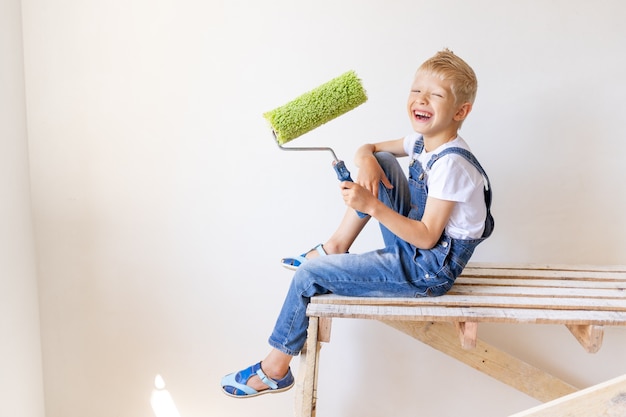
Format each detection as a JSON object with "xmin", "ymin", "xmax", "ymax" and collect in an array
[
  {"xmin": 413, "ymin": 136, "xmax": 424, "ymax": 155},
  {"xmin": 427, "ymin": 147, "xmax": 495, "ymax": 238},
  {"xmin": 426, "ymin": 147, "xmax": 492, "ymax": 191}
]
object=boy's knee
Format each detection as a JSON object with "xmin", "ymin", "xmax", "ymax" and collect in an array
[
  {"xmin": 374, "ymin": 151, "xmax": 396, "ymax": 166},
  {"xmin": 293, "ymin": 258, "xmax": 331, "ymax": 288},
  {"xmin": 374, "ymin": 152, "xmax": 402, "ymax": 176},
  {"xmin": 292, "ymin": 263, "xmax": 315, "ymax": 287}
]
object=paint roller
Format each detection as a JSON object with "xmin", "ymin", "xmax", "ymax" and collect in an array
[{"xmin": 263, "ymin": 70, "xmax": 368, "ymax": 215}]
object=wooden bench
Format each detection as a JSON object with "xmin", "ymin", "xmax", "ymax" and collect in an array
[{"xmin": 293, "ymin": 263, "xmax": 626, "ymax": 417}]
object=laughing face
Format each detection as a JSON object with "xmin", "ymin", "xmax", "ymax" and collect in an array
[{"xmin": 407, "ymin": 70, "xmax": 470, "ymax": 143}]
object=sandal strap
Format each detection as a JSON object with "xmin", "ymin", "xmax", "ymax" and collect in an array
[
  {"xmin": 256, "ymin": 367, "xmax": 278, "ymax": 390},
  {"xmin": 280, "ymin": 244, "xmax": 328, "ymax": 270},
  {"xmin": 314, "ymin": 244, "xmax": 327, "ymax": 256},
  {"xmin": 293, "ymin": 254, "xmax": 307, "ymax": 265},
  {"xmin": 295, "ymin": 244, "xmax": 325, "ymax": 265},
  {"xmin": 221, "ymin": 372, "xmax": 258, "ymax": 395},
  {"xmin": 221, "ymin": 362, "xmax": 295, "ymax": 398}
]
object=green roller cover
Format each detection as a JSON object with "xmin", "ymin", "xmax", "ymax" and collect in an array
[{"xmin": 264, "ymin": 70, "xmax": 367, "ymax": 145}]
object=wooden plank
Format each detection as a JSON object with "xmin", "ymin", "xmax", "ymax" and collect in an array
[
  {"xmin": 450, "ymin": 285, "xmax": 625, "ymax": 299},
  {"xmin": 460, "ymin": 270, "xmax": 626, "ymax": 281},
  {"xmin": 464, "ymin": 263, "xmax": 626, "ymax": 274},
  {"xmin": 565, "ymin": 324, "xmax": 604, "ymax": 353},
  {"xmin": 310, "ymin": 294, "xmax": 626, "ymax": 312},
  {"xmin": 456, "ymin": 277, "xmax": 626, "ymax": 289},
  {"xmin": 381, "ymin": 320, "xmax": 579, "ymax": 402},
  {"xmin": 307, "ymin": 303, "xmax": 626, "ymax": 326},
  {"xmin": 508, "ymin": 373, "xmax": 626, "ymax": 417},
  {"xmin": 460, "ymin": 269, "xmax": 626, "ymax": 282}
]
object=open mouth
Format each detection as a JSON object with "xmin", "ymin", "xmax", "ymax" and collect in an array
[{"xmin": 414, "ymin": 110, "xmax": 432, "ymax": 121}]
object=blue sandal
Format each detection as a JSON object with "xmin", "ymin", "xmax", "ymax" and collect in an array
[
  {"xmin": 221, "ymin": 362, "xmax": 294, "ymax": 398},
  {"xmin": 280, "ymin": 244, "xmax": 327, "ymax": 270}
]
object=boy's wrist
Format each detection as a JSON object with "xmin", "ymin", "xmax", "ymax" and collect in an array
[{"xmin": 354, "ymin": 144, "xmax": 376, "ymax": 166}]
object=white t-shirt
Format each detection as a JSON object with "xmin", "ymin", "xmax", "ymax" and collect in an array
[{"xmin": 403, "ymin": 133, "xmax": 487, "ymax": 239}]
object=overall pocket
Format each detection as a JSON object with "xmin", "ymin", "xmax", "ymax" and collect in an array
[{"xmin": 413, "ymin": 234, "xmax": 455, "ymax": 296}]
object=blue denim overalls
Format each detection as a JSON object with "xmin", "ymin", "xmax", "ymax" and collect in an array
[
  {"xmin": 268, "ymin": 137, "xmax": 495, "ymax": 355},
  {"xmin": 404, "ymin": 137, "xmax": 495, "ymax": 292}
]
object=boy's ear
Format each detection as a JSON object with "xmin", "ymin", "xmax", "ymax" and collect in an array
[{"xmin": 454, "ymin": 102, "xmax": 472, "ymax": 121}]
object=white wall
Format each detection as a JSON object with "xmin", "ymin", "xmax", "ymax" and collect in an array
[
  {"xmin": 20, "ymin": 0, "xmax": 626, "ymax": 416},
  {"xmin": 0, "ymin": 0, "xmax": 46, "ymax": 416}
]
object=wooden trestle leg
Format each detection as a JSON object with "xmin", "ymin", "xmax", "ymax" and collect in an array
[{"xmin": 294, "ymin": 317, "xmax": 332, "ymax": 417}]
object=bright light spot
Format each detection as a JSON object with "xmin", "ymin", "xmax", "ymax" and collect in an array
[
  {"xmin": 151, "ymin": 374, "xmax": 181, "ymax": 417},
  {"xmin": 155, "ymin": 374, "xmax": 166, "ymax": 390}
]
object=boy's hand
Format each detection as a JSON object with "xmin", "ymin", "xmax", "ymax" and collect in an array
[
  {"xmin": 355, "ymin": 155, "xmax": 393, "ymax": 199},
  {"xmin": 340, "ymin": 181, "xmax": 378, "ymax": 214}
]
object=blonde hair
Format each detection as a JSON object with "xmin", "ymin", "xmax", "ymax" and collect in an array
[{"xmin": 418, "ymin": 48, "xmax": 477, "ymax": 105}]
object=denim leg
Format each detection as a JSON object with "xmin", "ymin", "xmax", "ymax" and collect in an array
[
  {"xmin": 268, "ymin": 244, "xmax": 419, "ymax": 355},
  {"xmin": 268, "ymin": 153, "xmax": 415, "ymax": 356},
  {"xmin": 373, "ymin": 152, "xmax": 410, "ymax": 246}
]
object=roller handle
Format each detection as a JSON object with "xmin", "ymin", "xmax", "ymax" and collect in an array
[{"xmin": 333, "ymin": 160, "xmax": 368, "ymax": 218}]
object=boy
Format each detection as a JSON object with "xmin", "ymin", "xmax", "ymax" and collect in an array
[{"xmin": 221, "ymin": 48, "xmax": 494, "ymax": 397}]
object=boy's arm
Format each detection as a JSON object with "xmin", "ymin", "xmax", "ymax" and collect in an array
[
  {"xmin": 343, "ymin": 182, "xmax": 455, "ymax": 249},
  {"xmin": 346, "ymin": 138, "xmax": 454, "ymax": 249},
  {"xmin": 373, "ymin": 195, "xmax": 454, "ymax": 249},
  {"xmin": 353, "ymin": 138, "xmax": 407, "ymax": 196}
]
